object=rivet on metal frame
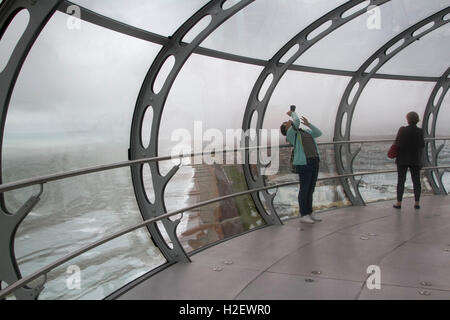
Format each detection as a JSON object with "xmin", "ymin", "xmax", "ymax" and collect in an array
[
  {"xmin": 213, "ymin": 266, "xmax": 223, "ymax": 272},
  {"xmin": 304, "ymin": 278, "xmax": 315, "ymax": 283},
  {"xmin": 420, "ymin": 281, "xmax": 432, "ymax": 287},
  {"xmin": 311, "ymin": 270, "xmax": 322, "ymax": 275},
  {"xmin": 418, "ymin": 290, "xmax": 431, "ymax": 296},
  {"xmin": 223, "ymin": 260, "xmax": 234, "ymax": 265}
]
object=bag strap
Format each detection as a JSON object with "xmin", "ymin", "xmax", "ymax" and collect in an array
[{"xmin": 292, "ymin": 123, "xmax": 299, "ymax": 152}]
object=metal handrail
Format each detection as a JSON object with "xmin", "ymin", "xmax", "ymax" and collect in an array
[
  {"xmin": 1, "ymin": 137, "xmax": 449, "ymax": 194},
  {"xmin": 1, "ymin": 165, "xmax": 450, "ymax": 299}
]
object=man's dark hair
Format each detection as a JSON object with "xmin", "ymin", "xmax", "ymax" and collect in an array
[
  {"xmin": 407, "ymin": 111, "xmax": 419, "ymax": 125},
  {"xmin": 280, "ymin": 123, "xmax": 287, "ymax": 136}
]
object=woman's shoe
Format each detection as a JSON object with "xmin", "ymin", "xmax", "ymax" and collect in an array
[
  {"xmin": 393, "ymin": 205, "xmax": 401, "ymax": 209},
  {"xmin": 299, "ymin": 215, "xmax": 315, "ymax": 224},
  {"xmin": 414, "ymin": 205, "xmax": 420, "ymax": 209}
]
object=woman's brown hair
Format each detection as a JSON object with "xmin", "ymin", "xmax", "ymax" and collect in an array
[{"xmin": 406, "ymin": 111, "xmax": 420, "ymax": 125}]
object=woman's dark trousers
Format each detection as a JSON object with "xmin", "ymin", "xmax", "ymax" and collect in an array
[
  {"xmin": 397, "ymin": 164, "xmax": 421, "ymax": 202},
  {"xmin": 296, "ymin": 158, "xmax": 320, "ymax": 216}
]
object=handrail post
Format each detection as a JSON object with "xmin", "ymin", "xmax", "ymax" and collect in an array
[
  {"xmin": 0, "ymin": 184, "xmax": 45, "ymax": 300},
  {"xmin": 0, "ymin": 0, "xmax": 62, "ymax": 300}
]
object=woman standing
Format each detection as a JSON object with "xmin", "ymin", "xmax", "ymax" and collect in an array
[
  {"xmin": 393, "ymin": 111, "xmax": 425, "ymax": 210},
  {"xmin": 280, "ymin": 107, "xmax": 322, "ymax": 224}
]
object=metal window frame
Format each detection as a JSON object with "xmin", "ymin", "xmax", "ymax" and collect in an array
[
  {"xmin": 241, "ymin": 0, "xmax": 391, "ymax": 223},
  {"xmin": 333, "ymin": 7, "xmax": 450, "ymax": 205},
  {"xmin": 422, "ymin": 67, "xmax": 450, "ymax": 195},
  {"xmin": 127, "ymin": 0, "xmax": 256, "ymax": 265},
  {"xmin": 0, "ymin": 0, "xmax": 63, "ymax": 300}
]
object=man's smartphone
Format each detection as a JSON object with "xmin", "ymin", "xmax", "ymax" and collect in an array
[{"xmin": 290, "ymin": 105, "xmax": 296, "ymax": 112}]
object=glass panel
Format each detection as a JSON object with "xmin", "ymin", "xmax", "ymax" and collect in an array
[
  {"xmin": 352, "ymin": 79, "xmax": 435, "ymax": 138},
  {"xmin": 3, "ymin": 11, "xmax": 160, "ymax": 179},
  {"xmin": 263, "ymin": 71, "xmax": 352, "ymax": 142},
  {"xmin": 71, "ymin": 0, "xmax": 209, "ymax": 36},
  {"xmin": 296, "ymin": 0, "xmax": 450, "ymax": 72},
  {"xmin": 378, "ymin": 24, "xmax": 450, "ymax": 77},
  {"xmin": 158, "ymin": 53, "xmax": 263, "ymax": 156},
  {"xmin": 157, "ymin": 54, "xmax": 265, "ymax": 252},
  {"xmin": 352, "ymin": 142, "xmax": 433, "ymax": 203},
  {"xmin": 200, "ymin": 0, "xmax": 347, "ymax": 60},
  {"xmin": 10, "ymin": 168, "xmax": 166, "ymax": 300},
  {"xmin": 174, "ymin": 163, "xmax": 263, "ymax": 252},
  {"xmin": 2, "ymin": 12, "xmax": 166, "ymax": 299}
]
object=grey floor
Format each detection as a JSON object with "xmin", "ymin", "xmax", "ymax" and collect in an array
[{"xmin": 119, "ymin": 196, "xmax": 450, "ymax": 300}]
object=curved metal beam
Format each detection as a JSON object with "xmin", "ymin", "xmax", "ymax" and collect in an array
[
  {"xmin": 334, "ymin": 7, "xmax": 450, "ymax": 205},
  {"xmin": 422, "ymin": 67, "xmax": 450, "ymax": 195},
  {"xmin": 57, "ymin": 0, "xmax": 441, "ymax": 83},
  {"xmin": 0, "ymin": 0, "xmax": 62, "ymax": 300},
  {"xmin": 241, "ymin": 0, "xmax": 391, "ymax": 222},
  {"xmin": 128, "ymin": 0, "xmax": 255, "ymax": 264}
]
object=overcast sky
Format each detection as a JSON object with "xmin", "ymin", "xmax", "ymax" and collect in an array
[{"xmin": 2, "ymin": 0, "xmax": 450, "ymax": 160}]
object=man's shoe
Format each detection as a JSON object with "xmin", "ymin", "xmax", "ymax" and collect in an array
[
  {"xmin": 299, "ymin": 215, "xmax": 315, "ymax": 224},
  {"xmin": 310, "ymin": 212, "xmax": 322, "ymax": 222}
]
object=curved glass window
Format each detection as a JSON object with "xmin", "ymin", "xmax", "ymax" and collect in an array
[
  {"xmin": 157, "ymin": 54, "xmax": 264, "ymax": 252},
  {"xmin": 4, "ymin": 11, "xmax": 160, "ymax": 178},
  {"xmin": 352, "ymin": 79, "xmax": 435, "ymax": 137},
  {"xmin": 378, "ymin": 24, "xmax": 450, "ymax": 77},
  {"xmin": 263, "ymin": 71, "xmax": 352, "ymax": 141},
  {"xmin": 200, "ymin": 0, "xmax": 347, "ymax": 60},
  {"xmin": 2, "ymin": 12, "xmax": 165, "ymax": 300},
  {"xmin": 296, "ymin": 0, "xmax": 450, "ymax": 72}
]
